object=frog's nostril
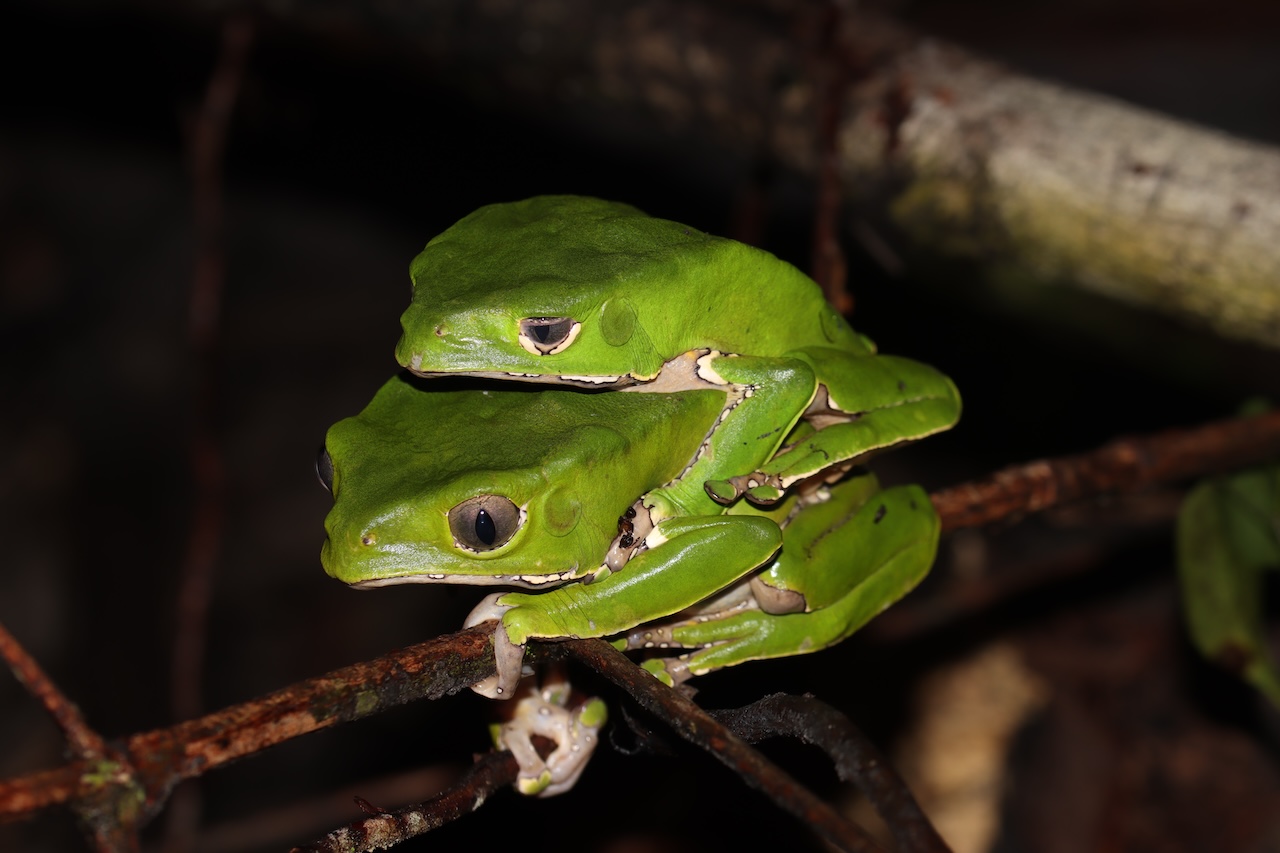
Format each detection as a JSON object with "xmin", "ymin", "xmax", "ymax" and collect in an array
[{"xmin": 360, "ymin": 533, "xmax": 376, "ymax": 547}]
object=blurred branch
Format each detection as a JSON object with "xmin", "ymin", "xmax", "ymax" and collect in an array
[
  {"xmin": 932, "ymin": 409, "xmax": 1280, "ymax": 533},
  {"xmin": 293, "ymin": 751, "xmax": 522, "ymax": 853},
  {"xmin": 562, "ymin": 639, "xmax": 889, "ymax": 853},
  {"xmin": 167, "ymin": 14, "xmax": 254, "ymax": 848},
  {"xmin": 714, "ymin": 693, "xmax": 949, "ymax": 853},
  {"xmin": 160, "ymin": 0, "xmax": 1280, "ymax": 348}
]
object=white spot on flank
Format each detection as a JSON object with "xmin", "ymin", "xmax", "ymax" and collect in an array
[
  {"xmin": 516, "ymin": 571, "xmax": 569, "ymax": 585},
  {"xmin": 694, "ymin": 351, "xmax": 729, "ymax": 385},
  {"xmin": 560, "ymin": 374, "xmax": 622, "ymax": 384},
  {"xmin": 645, "ymin": 528, "xmax": 670, "ymax": 549}
]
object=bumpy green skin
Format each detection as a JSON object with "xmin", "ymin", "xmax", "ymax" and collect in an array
[{"xmin": 395, "ymin": 196, "xmax": 960, "ymax": 512}]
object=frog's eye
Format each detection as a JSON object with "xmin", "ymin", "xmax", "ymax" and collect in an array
[
  {"xmin": 316, "ymin": 446, "xmax": 335, "ymax": 494},
  {"xmin": 518, "ymin": 317, "xmax": 580, "ymax": 355},
  {"xmin": 449, "ymin": 495, "xmax": 522, "ymax": 551}
]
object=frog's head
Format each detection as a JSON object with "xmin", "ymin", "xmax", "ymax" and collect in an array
[
  {"xmin": 318, "ymin": 375, "xmax": 631, "ymax": 589},
  {"xmin": 320, "ymin": 460, "xmax": 598, "ymax": 589},
  {"xmin": 395, "ymin": 195, "xmax": 728, "ymax": 384}
]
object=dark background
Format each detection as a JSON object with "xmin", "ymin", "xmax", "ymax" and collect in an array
[{"xmin": 2, "ymin": 1, "xmax": 1279, "ymax": 850}]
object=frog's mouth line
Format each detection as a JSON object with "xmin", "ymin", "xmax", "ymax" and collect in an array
[
  {"xmin": 409, "ymin": 366, "xmax": 629, "ymax": 388},
  {"xmin": 351, "ymin": 568, "xmax": 581, "ymax": 589}
]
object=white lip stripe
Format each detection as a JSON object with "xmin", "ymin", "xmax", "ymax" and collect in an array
[{"xmin": 351, "ymin": 567, "xmax": 580, "ymax": 589}]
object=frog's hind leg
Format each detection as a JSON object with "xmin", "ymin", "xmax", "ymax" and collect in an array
[{"xmin": 638, "ymin": 482, "xmax": 939, "ymax": 683}]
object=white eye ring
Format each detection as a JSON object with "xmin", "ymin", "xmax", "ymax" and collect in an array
[{"xmin": 518, "ymin": 317, "xmax": 581, "ymax": 355}]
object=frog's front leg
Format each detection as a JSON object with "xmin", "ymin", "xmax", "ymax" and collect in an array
[
  {"xmin": 465, "ymin": 514, "xmax": 784, "ymax": 698},
  {"xmin": 490, "ymin": 670, "xmax": 608, "ymax": 797},
  {"xmin": 631, "ymin": 480, "xmax": 939, "ymax": 683},
  {"xmin": 706, "ymin": 349, "xmax": 961, "ymax": 505},
  {"xmin": 635, "ymin": 352, "xmax": 818, "ymax": 518}
]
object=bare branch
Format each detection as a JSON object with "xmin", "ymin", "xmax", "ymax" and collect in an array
[
  {"xmin": 714, "ymin": 694, "xmax": 950, "ymax": 853},
  {"xmin": 0, "ymin": 622, "xmax": 105, "ymax": 761},
  {"xmin": 0, "ymin": 627, "xmax": 494, "ymax": 825},
  {"xmin": 932, "ymin": 409, "xmax": 1280, "ymax": 533},
  {"xmin": 293, "ymin": 751, "xmax": 520, "ymax": 853},
  {"xmin": 563, "ymin": 638, "xmax": 887, "ymax": 853},
  {"xmin": 168, "ymin": 16, "xmax": 255, "ymax": 847}
]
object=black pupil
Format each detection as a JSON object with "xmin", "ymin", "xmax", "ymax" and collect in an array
[
  {"xmin": 532, "ymin": 323, "xmax": 555, "ymax": 343},
  {"xmin": 474, "ymin": 508, "xmax": 497, "ymax": 545}
]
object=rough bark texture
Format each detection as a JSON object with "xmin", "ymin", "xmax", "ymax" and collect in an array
[{"xmin": 850, "ymin": 38, "xmax": 1280, "ymax": 349}]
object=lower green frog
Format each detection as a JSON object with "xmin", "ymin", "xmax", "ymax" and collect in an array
[{"xmin": 320, "ymin": 374, "xmax": 940, "ymax": 793}]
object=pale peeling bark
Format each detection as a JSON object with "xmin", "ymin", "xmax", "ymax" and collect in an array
[
  {"xmin": 835, "ymin": 36, "xmax": 1280, "ymax": 349},
  {"xmin": 183, "ymin": 0, "xmax": 1280, "ymax": 347}
]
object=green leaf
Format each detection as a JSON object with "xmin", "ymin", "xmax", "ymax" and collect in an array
[{"xmin": 1176, "ymin": 466, "xmax": 1280, "ymax": 706}]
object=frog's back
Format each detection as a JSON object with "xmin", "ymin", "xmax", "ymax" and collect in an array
[
  {"xmin": 333, "ymin": 374, "xmax": 724, "ymax": 495},
  {"xmin": 410, "ymin": 196, "xmax": 869, "ymax": 360}
]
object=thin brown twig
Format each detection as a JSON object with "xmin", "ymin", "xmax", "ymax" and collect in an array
[
  {"xmin": 931, "ymin": 409, "xmax": 1280, "ymax": 534},
  {"xmin": 562, "ymin": 639, "xmax": 886, "ymax": 853},
  {"xmin": 291, "ymin": 750, "xmax": 520, "ymax": 853},
  {"xmin": 0, "ymin": 622, "xmax": 105, "ymax": 760},
  {"xmin": 167, "ymin": 16, "xmax": 254, "ymax": 849},
  {"xmin": 714, "ymin": 693, "xmax": 950, "ymax": 853},
  {"xmin": 173, "ymin": 9, "xmax": 254, "ymax": 728},
  {"xmin": 808, "ymin": 0, "xmax": 852, "ymax": 314},
  {"xmin": 2, "ymin": 621, "xmax": 147, "ymax": 850}
]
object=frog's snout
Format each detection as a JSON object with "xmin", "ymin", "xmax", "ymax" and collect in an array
[{"xmin": 320, "ymin": 521, "xmax": 381, "ymax": 583}]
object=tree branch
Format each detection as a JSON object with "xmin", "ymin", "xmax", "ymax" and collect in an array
[
  {"xmin": 0, "ymin": 627, "xmax": 494, "ymax": 825},
  {"xmin": 714, "ymin": 693, "xmax": 949, "ymax": 853},
  {"xmin": 931, "ymin": 408, "xmax": 1280, "ymax": 533}
]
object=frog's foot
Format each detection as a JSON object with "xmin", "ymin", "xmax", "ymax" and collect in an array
[
  {"xmin": 704, "ymin": 472, "xmax": 787, "ymax": 506},
  {"xmin": 623, "ymin": 587, "xmax": 767, "ymax": 687},
  {"xmin": 492, "ymin": 677, "xmax": 608, "ymax": 797},
  {"xmin": 605, "ymin": 497, "xmax": 655, "ymax": 572},
  {"xmin": 464, "ymin": 594, "xmax": 529, "ymax": 699},
  {"xmin": 640, "ymin": 656, "xmax": 692, "ymax": 687},
  {"xmin": 621, "ymin": 623, "xmax": 683, "ymax": 653},
  {"xmin": 620, "ymin": 581, "xmax": 759, "ymax": 654}
]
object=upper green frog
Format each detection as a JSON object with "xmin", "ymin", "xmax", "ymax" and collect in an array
[{"xmin": 395, "ymin": 196, "xmax": 960, "ymax": 512}]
